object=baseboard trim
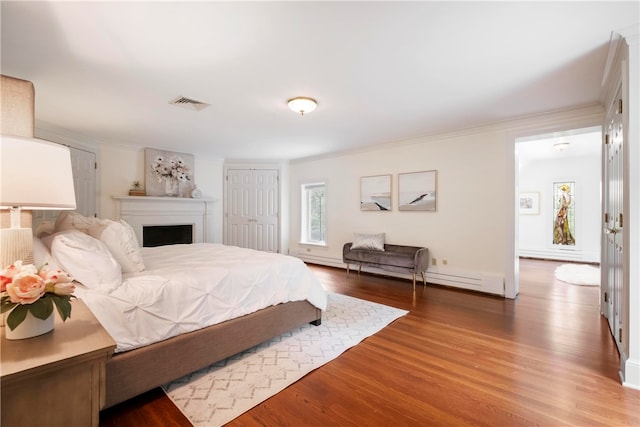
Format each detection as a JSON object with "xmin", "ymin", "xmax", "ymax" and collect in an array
[
  {"xmin": 294, "ymin": 252, "xmax": 504, "ymax": 296},
  {"xmin": 623, "ymin": 355, "xmax": 640, "ymax": 390},
  {"xmin": 519, "ymin": 248, "xmax": 599, "ymax": 263}
]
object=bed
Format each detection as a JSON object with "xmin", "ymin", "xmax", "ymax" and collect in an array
[{"xmin": 35, "ymin": 215, "xmax": 327, "ymax": 408}]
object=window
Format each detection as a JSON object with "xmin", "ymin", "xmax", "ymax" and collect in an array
[{"xmin": 301, "ymin": 182, "xmax": 326, "ymax": 245}]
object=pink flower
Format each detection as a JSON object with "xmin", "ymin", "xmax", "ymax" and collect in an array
[
  {"xmin": 5, "ymin": 273, "xmax": 46, "ymax": 304},
  {"xmin": 0, "ymin": 261, "xmax": 36, "ymax": 292},
  {"xmin": 52, "ymin": 282, "xmax": 75, "ymax": 296},
  {"xmin": 38, "ymin": 267, "xmax": 73, "ymax": 284}
]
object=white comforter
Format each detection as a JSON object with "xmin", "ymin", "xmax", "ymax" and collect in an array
[{"xmin": 74, "ymin": 244, "xmax": 328, "ymax": 353}]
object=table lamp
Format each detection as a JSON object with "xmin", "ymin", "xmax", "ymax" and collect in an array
[{"xmin": 0, "ymin": 135, "xmax": 77, "ymax": 268}]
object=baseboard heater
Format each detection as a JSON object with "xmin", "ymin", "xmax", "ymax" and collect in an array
[{"xmin": 294, "ymin": 252, "xmax": 504, "ymax": 296}]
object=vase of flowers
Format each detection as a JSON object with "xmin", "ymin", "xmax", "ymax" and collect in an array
[
  {"xmin": 151, "ymin": 155, "xmax": 192, "ymax": 197},
  {"xmin": 1, "ymin": 261, "xmax": 75, "ymax": 340},
  {"xmin": 164, "ymin": 176, "xmax": 179, "ymax": 197}
]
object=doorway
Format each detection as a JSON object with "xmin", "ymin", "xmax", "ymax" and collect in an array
[{"xmin": 515, "ymin": 127, "xmax": 602, "ymax": 264}]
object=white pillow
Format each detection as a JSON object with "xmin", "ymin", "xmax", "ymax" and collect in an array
[
  {"xmin": 88, "ymin": 219, "xmax": 145, "ymax": 273},
  {"xmin": 54, "ymin": 211, "xmax": 95, "ymax": 234},
  {"xmin": 46, "ymin": 230, "xmax": 122, "ymax": 292},
  {"xmin": 33, "ymin": 237, "xmax": 61, "ymax": 271},
  {"xmin": 351, "ymin": 233, "xmax": 385, "ymax": 251},
  {"xmin": 35, "ymin": 221, "xmax": 55, "ymax": 238}
]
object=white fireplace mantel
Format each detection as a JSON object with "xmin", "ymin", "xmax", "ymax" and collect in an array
[{"xmin": 112, "ymin": 196, "xmax": 216, "ymax": 244}]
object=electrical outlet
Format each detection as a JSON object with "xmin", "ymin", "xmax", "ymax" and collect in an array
[
  {"xmin": 443, "ymin": 259, "xmax": 448, "ymax": 265},
  {"xmin": 431, "ymin": 258, "xmax": 437, "ymax": 266}
]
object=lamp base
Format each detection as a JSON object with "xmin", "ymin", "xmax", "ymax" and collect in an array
[{"xmin": 0, "ymin": 227, "xmax": 33, "ymax": 268}]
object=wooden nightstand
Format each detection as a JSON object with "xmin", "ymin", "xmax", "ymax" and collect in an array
[{"xmin": 1, "ymin": 299, "xmax": 116, "ymax": 427}]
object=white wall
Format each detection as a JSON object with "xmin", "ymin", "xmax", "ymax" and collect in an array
[
  {"xmin": 518, "ymin": 152, "xmax": 601, "ymax": 262},
  {"xmin": 289, "ymin": 127, "xmax": 509, "ymax": 295}
]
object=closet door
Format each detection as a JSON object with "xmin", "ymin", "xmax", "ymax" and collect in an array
[
  {"xmin": 602, "ymin": 87, "xmax": 625, "ymax": 349},
  {"xmin": 33, "ymin": 145, "xmax": 96, "ymax": 226},
  {"xmin": 226, "ymin": 169, "xmax": 279, "ymax": 252}
]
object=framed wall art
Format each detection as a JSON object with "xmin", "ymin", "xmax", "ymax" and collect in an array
[
  {"xmin": 552, "ymin": 181, "xmax": 575, "ymax": 246},
  {"xmin": 519, "ymin": 192, "xmax": 539, "ymax": 215},
  {"xmin": 145, "ymin": 148, "xmax": 195, "ymax": 197},
  {"xmin": 360, "ymin": 174, "xmax": 392, "ymax": 211},
  {"xmin": 398, "ymin": 170, "xmax": 437, "ymax": 211}
]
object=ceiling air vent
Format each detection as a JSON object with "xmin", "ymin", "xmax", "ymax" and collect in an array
[{"xmin": 169, "ymin": 96, "xmax": 210, "ymax": 111}]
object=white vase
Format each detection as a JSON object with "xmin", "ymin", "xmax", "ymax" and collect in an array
[
  {"xmin": 5, "ymin": 310, "xmax": 55, "ymax": 340},
  {"xmin": 164, "ymin": 177, "xmax": 179, "ymax": 197}
]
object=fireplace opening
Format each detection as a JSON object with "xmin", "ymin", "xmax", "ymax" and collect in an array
[{"xmin": 143, "ymin": 224, "xmax": 193, "ymax": 247}]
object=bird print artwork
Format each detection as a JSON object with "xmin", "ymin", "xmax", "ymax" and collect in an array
[
  {"xmin": 360, "ymin": 175, "xmax": 392, "ymax": 211},
  {"xmin": 399, "ymin": 171, "xmax": 437, "ymax": 211}
]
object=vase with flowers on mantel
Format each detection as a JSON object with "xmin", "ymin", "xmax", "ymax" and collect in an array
[{"xmin": 164, "ymin": 177, "xmax": 179, "ymax": 197}]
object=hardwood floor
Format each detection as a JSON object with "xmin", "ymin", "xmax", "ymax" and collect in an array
[{"xmin": 100, "ymin": 259, "xmax": 640, "ymax": 426}]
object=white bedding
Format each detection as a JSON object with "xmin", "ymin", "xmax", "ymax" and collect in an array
[{"xmin": 74, "ymin": 243, "xmax": 328, "ymax": 353}]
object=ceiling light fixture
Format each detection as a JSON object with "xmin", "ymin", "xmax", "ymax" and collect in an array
[
  {"xmin": 287, "ymin": 97, "xmax": 317, "ymax": 116},
  {"xmin": 553, "ymin": 141, "xmax": 571, "ymax": 151}
]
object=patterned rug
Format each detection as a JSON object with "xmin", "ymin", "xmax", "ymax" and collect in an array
[
  {"xmin": 555, "ymin": 263, "xmax": 600, "ymax": 286},
  {"xmin": 162, "ymin": 293, "xmax": 408, "ymax": 426}
]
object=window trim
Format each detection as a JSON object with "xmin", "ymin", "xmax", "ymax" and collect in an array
[{"xmin": 300, "ymin": 181, "xmax": 327, "ymax": 246}]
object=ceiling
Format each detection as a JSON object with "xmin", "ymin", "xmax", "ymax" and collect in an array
[
  {"xmin": 1, "ymin": 1, "xmax": 638, "ymax": 161},
  {"xmin": 516, "ymin": 127, "xmax": 602, "ymax": 164}
]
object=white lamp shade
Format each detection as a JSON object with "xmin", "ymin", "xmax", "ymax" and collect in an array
[
  {"xmin": 288, "ymin": 97, "xmax": 317, "ymax": 115},
  {"xmin": 1, "ymin": 135, "xmax": 77, "ymax": 210}
]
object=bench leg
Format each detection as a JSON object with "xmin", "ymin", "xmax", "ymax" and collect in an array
[
  {"xmin": 346, "ymin": 264, "xmax": 350, "ymax": 276},
  {"xmin": 358, "ymin": 264, "xmax": 362, "ymax": 276},
  {"xmin": 422, "ymin": 271, "xmax": 427, "ymax": 287},
  {"xmin": 412, "ymin": 273, "xmax": 416, "ymax": 291}
]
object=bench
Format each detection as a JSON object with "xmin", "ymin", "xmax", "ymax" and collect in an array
[{"xmin": 342, "ymin": 242, "xmax": 429, "ymax": 290}]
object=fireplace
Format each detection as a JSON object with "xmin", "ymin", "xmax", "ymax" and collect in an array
[
  {"xmin": 143, "ymin": 224, "xmax": 193, "ymax": 247},
  {"xmin": 112, "ymin": 196, "xmax": 214, "ymax": 244}
]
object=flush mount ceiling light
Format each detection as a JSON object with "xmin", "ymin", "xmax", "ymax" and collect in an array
[
  {"xmin": 287, "ymin": 97, "xmax": 317, "ymax": 115},
  {"xmin": 553, "ymin": 141, "xmax": 571, "ymax": 151}
]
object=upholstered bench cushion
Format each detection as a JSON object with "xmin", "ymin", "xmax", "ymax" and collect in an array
[
  {"xmin": 345, "ymin": 244, "xmax": 419, "ymax": 269},
  {"xmin": 343, "ymin": 243, "xmax": 428, "ymax": 274}
]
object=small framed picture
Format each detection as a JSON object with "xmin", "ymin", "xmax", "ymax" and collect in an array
[
  {"xmin": 360, "ymin": 175, "xmax": 392, "ymax": 211},
  {"xmin": 398, "ymin": 170, "xmax": 437, "ymax": 211},
  {"xmin": 519, "ymin": 192, "xmax": 539, "ymax": 215}
]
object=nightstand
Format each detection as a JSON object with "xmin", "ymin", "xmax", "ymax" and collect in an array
[{"xmin": 1, "ymin": 299, "xmax": 116, "ymax": 427}]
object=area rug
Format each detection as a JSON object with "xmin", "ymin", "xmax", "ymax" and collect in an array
[
  {"xmin": 554, "ymin": 263, "xmax": 600, "ymax": 286},
  {"xmin": 162, "ymin": 293, "xmax": 408, "ymax": 426}
]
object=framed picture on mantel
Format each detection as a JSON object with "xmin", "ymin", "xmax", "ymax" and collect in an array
[{"xmin": 145, "ymin": 148, "xmax": 195, "ymax": 198}]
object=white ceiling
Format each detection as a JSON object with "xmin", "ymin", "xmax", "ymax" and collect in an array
[
  {"xmin": 516, "ymin": 127, "xmax": 602, "ymax": 163},
  {"xmin": 1, "ymin": 1, "xmax": 638, "ymax": 160}
]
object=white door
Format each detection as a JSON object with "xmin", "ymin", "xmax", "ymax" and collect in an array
[
  {"xmin": 226, "ymin": 169, "xmax": 279, "ymax": 252},
  {"xmin": 70, "ymin": 147, "xmax": 97, "ymax": 217},
  {"xmin": 33, "ymin": 145, "xmax": 96, "ymax": 226},
  {"xmin": 602, "ymin": 87, "xmax": 624, "ymax": 348}
]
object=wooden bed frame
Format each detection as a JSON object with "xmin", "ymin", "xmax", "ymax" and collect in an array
[{"xmin": 103, "ymin": 300, "xmax": 322, "ymax": 408}]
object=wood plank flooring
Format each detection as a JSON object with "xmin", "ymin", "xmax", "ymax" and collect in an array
[{"xmin": 100, "ymin": 259, "xmax": 640, "ymax": 426}]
